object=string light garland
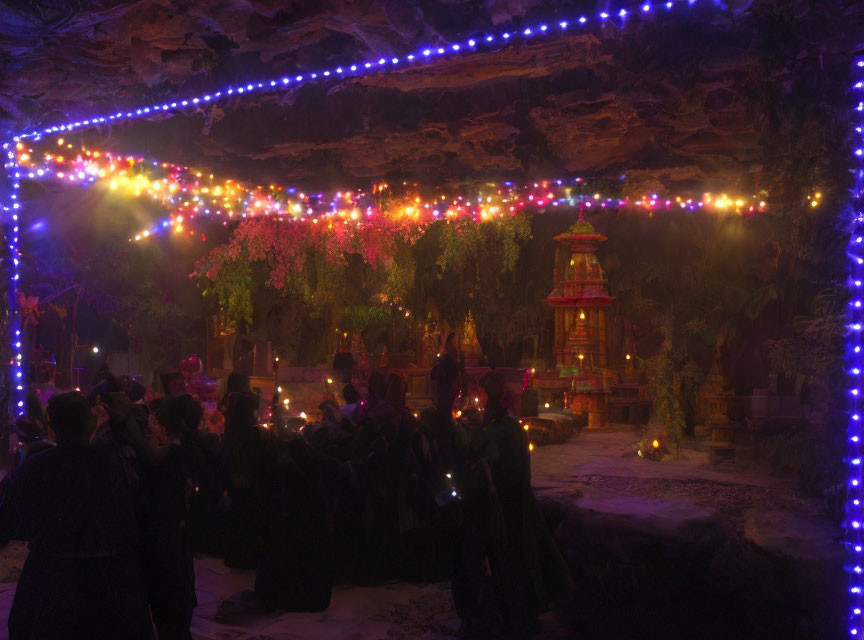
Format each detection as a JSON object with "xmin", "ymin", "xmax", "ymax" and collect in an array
[
  {"xmin": 0, "ymin": 1, "xmax": 857, "ymax": 635},
  {"xmin": 1, "ymin": 0, "xmax": 731, "ymax": 418},
  {"xmin": 10, "ymin": 0, "xmax": 725, "ymax": 144},
  {"xmin": 12, "ymin": 141, "xmax": 767, "ymax": 243},
  {"xmin": 848, "ymin": 56, "xmax": 864, "ymax": 639},
  {"xmin": 1, "ymin": 143, "xmax": 23, "ymax": 416}
]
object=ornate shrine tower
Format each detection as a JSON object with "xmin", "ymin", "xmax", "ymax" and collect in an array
[{"xmin": 545, "ymin": 217, "xmax": 614, "ymax": 427}]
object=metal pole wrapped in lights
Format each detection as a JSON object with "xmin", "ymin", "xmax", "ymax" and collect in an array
[
  {"xmin": 849, "ymin": 56, "xmax": 864, "ymax": 639},
  {"xmin": 1, "ymin": 143, "xmax": 24, "ymax": 417}
]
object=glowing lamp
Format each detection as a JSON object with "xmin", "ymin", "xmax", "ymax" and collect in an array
[
  {"xmin": 92, "ymin": 346, "xmax": 99, "ymax": 354},
  {"xmin": 652, "ymin": 439, "xmax": 660, "ymax": 449},
  {"xmin": 326, "ymin": 378, "xmax": 333, "ymax": 384},
  {"xmin": 544, "ymin": 402, "xmax": 550, "ymax": 409}
]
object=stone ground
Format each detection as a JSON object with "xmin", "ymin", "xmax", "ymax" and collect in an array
[{"xmin": 0, "ymin": 426, "xmax": 843, "ymax": 639}]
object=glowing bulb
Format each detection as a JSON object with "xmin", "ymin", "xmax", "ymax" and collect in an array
[
  {"xmin": 626, "ymin": 354, "xmax": 632, "ymax": 360},
  {"xmin": 327, "ymin": 378, "xmax": 333, "ymax": 384},
  {"xmin": 652, "ymin": 439, "xmax": 660, "ymax": 448},
  {"xmin": 544, "ymin": 402, "xmax": 550, "ymax": 409},
  {"xmin": 92, "ymin": 346, "xmax": 99, "ymax": 354},
  {"xmin": 299, "ymin": 412, "xmax": 307, "ymax": 420},
  {"xmin": 529, "ymin": 443, "xmax": 534, "ymax": 452}
]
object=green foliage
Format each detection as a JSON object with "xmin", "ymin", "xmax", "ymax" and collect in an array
[{"xmin": 195, "ymin": 212, "xmax": 539, "ymax": 366}]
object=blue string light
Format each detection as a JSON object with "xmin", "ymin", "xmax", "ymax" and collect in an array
[
  {"xmin": 1, "ymin": 143, "xmax": 23, "ymax": 416},
  {"xmin": 8, "ymin": 0, "xmax": 717, "ymax": 142},
  {"xmin": 849, "ymin": 56, "xmax": 864, "ymax": 640}
]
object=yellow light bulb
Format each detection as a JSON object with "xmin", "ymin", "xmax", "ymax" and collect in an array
[
  {"xmin": 544, "ymin": 402, "xmax": 550, "ymax": 409},
  {"xmin": 652, "ymin": 439, "xmax": 660, "ymax": 449},
  {"xmin": 327, "ymin": 378, "xmax": 333, "ymax": 384},
  {"xmin": 529, "ymin": 443, "xmax": 534, "ymax": 452}
]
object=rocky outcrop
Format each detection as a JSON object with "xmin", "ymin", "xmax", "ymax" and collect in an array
[
  {"xmin": 544, "ymin": 484, "xmax": 845, "ymax": 640},
  {"xmin": 1, "ymin": 0, "xmax": 861, "ymax": 195}
]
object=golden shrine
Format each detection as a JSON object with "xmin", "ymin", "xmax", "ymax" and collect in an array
[{"xmin": 541, "ymin": 217, "xmax": 614, "ymax": 428}]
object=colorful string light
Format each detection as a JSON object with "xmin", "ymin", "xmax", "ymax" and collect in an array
[
  {"xmin": 12, "ymin": 141, "xmax": 767, "ymax": 242},
  {"xmin": 1, "ymin": 0, "xmax": 731, "ymax": 418},
  {"xmin": 848, "ymin": 56, "xmax": 864, "ymax": 639}
]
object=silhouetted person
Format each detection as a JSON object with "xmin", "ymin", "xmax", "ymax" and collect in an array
[
  {"xmin": 333, "ymin": 349, "xmax": 356, "ymax": 384},
  {"xmin": 140, "ymin": 393, "xmax": 204, "ymax": 640},
  {"xmin": 0, "ymin": 391, "xmax": 153, "ymax": 640},
  {"xmin": 430, "ymin": 333, "xmax": 464, "ymax": 415},
  {"xmin": 472, "ymin": 372, "xmax": 571, "ymax": 637},
  {"xmin": 255, "ymin": 435, "xmax": 335, "ymax": 611},
  {"xmin": 220, "ymin": 389, "xmax": 264, "ymax": 569},
  {"xmin": 10, "ymin": 416, "xmax": 53, "ymax": 469},
  {"xmin": 341, "ymin": 383, "xmax": 360, "ymax": 424}
]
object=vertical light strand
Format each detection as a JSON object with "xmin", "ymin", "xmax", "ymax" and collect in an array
[
  {"xmin": 849, "ymin": 57, "xmax": 864, "ymax": 638},
  {"xmin": 2, "ymin": 140, "xmax": 24, "ymax": 418}
]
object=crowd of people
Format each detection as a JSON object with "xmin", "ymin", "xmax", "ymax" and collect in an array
[{"xmin": 0, "ymin": 334, "xmax": 571, "ymax": 639}]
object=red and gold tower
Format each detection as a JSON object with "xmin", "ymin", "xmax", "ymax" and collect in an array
[{"xmin": 545, "ymin": 217, "xmax": 614, "ymax": 427}]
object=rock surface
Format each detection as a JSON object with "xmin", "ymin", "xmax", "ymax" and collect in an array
[{"xmin": 1, "ymin": 0, "xmax": 861, "ymax": 194}]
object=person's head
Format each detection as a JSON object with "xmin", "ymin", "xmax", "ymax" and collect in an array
[
  {"xmin": 318, "ymin": 401, "xmax": 341, "ymax": 424},
  {"xmin": 156, "ymin": 393, "xmax": 203, "ymax": 441},
  {"xmin": 481, "ymin": 371, "xmax": 506, "ymax": 403},
  {"xmin": 102, "ymin": 391, "xmax": 133, "ymax": 429},
  {"xmin": 47, "ymin": 391, "xmax": 95, "ymax": 444},
  {"xmin": 160, "ymin": 372, "xmax": 185, "ymax": 397},
  {"xmin": 226, "ymin": 372, "xmax": 251, "ymax": 395},
  {"xmin": 224, "ymin": 391, "xmax": 259, "ymax": 433},
  {"xmin": 342, "ymin": 383, "xmax": 359, "ymax": 405},
  {"xmin": 123, "ymin": 378, "xmax": 147, "ymax": 403},
  {"xmin": 367, "ymin": 371, "xmax": 387, "ymax": 402},
  {"xmin": 445, "ymin": 333, "xmax": 459, "ymax": 359}
]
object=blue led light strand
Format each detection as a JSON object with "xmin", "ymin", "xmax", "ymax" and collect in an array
[
  {"xmin": 11, "ymin": 0, "xmax": 721, "ymax": 143},
  {"xmin": 1, "ymin": 143, "xmax": 24, "ymax": 418},
  {"xmin": 849, "ymin": 57, "xmax": 864, "ymax": 638}
]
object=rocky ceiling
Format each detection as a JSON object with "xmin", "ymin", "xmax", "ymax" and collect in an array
[{"xmin": 1, "ymin": 0, "xmax": 863, "ymax": 193}]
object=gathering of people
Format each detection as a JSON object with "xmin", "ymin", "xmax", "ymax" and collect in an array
[{"xmin": 0, "ymin": 333, "xmax": 571, "ymax": 639}]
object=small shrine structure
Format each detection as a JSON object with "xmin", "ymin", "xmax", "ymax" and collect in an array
[{"xmin": 540, "ymin": 217, "xmax": 614, "ymax": 428}]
